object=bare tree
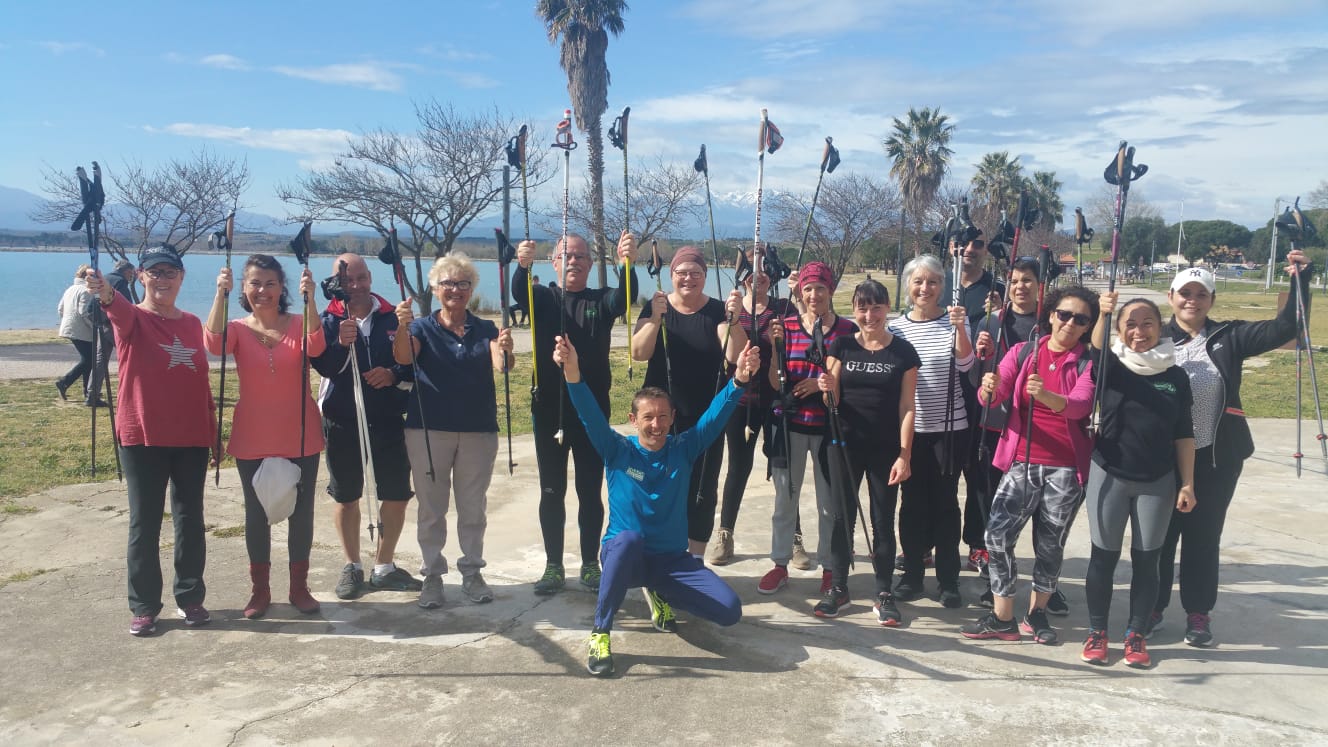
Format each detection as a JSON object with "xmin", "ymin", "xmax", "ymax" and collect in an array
[
  {"xmin": 771, "ymin": 173, "xmax": 900, "ymax": 280},
  {"xmin": 32, "ymin": 149, "xmax": 248, "ymax": 260},
  {"xmin": 278, "ymin": 102, "xmax": 547, "ymax": 313},
  {"xmin": 555, "ymin": 156, "xmax": 704, "ymax": 248}
]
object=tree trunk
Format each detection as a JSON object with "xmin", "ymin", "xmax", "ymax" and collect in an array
[{"xmin": 586, "ymin": 116, "xmax": 608, "ymax": 288}]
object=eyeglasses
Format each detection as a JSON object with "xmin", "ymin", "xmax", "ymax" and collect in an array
[
  {"xmin": 1053, "ymin": 309, "xmax": 1092, "ymax": 327},
  {"xmin": 438, "ymin": 280, "xmax": 473, "ymax": 291},
  {"xmin": 144, "ymin": 268, "xmax": 181, "ymax": 280},
  {"xmin": 673, "ymin": 270, "xmax": 705, "ymax": 279},
  {"xmin": 557, "ymin": 253, "xmax": 592, "ymax": 264}
]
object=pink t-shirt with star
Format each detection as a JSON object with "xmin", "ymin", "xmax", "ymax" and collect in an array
[{"xmin": 104, "ymin": 294, "xmax": 217, "ymax": 448}]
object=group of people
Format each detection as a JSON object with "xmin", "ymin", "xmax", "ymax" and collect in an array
[{"xmin": 78, "ymin": 231, "xmax": 1308, "ymax": 678}]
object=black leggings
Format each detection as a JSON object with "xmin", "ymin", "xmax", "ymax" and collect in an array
[
  {"xmin": 236, "ymin": 455, "xmax": 320, "ymax": 565},
  {"xmin": 827, "ymin": 441, "xmax": 902, "ymax": 594},
  {"xmin": 1086, "ymin": 544, "xmax": 1161, "ymax": 633},
  {"xmin": 717, "ymin": 404, "xmax": 769, "ymax": 532},
  {"xmin": 899, "ymin": 429, "xmax": 968, "ymax": 590},
  {"xmin": 122, "ymin": 445, "xmax": 209, "ymax": 616},
  {"xmin": 679, "ymin": 410, "xmax": 724, "ymax": 545},
  {"xmin": 534, "ymin": 405, "xmax": 605, "ymax": 567},
  {"xmin": 1156, "ymin": 445, "xmax": 1243, "ymax": 615},
  {"xmin": 962, "ymin": 428, "xmax": 1004, "ymax": 549}
]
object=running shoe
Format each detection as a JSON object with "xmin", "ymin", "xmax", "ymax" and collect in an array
[
  {"xmin": 961, "ymin": 612, "xmax": 1020, "ymax": 641},
  {"xmin": 813, "ymin": 586, "xmax": 850, "ymax": 618},
  {"xmin": 1081, "ymin": 629, "xmax": 1109, "ymax": 665},
  {"xmin": 418, "ymin": 574, "xmax": 444, "ymax": 609},
  {"xmin": 757, "ymin": 565, "xmax": 789, "ymax": 595},
  {"xmin": 370, "ymin": 566, "xmax": 423, "ymax": 592},
  {"xmin": 1124, "ymin": 630, "xmax": 1152, "ymax": 668},
  {"xmin": 873, "ymin": 592, "xmax": 902, "ymax": 627},
  {"xmin": 587, "ymin": 632, "xmax": 614, "ymax": 677},
  {"xmin": 1143, "ymin": 610, "xmax": 1165, "ymax": 639},
  {"xmin": 533, "ymin": 564, "xmax": 565, "ymax": 596},
  {"xmin": 644, "ymin": 588, "xmax": 677, "ymax": 633},
  {"xmin": 966, "ymin": 548, "xmax": 989, "ymax": 572},
  {"xmin": 129, "ymin": 614, "xmax": 157, "ymax": 637},
  {"xmin": 462, "ymin": 573, "xmax": 494, "ymax": 604},
  {"xmin": 335, "ymin": 563, "xmax": 364, "ymax": 600},
  {"xmin": 1185, "ymin": 612, "xmax": 1214, "ymax": 648},
  {"xmin": 1045, "ymin": 588, "xmax": 1070, "ymax": 617},
  {"xmin": 938, "ymin": 587, "xmax": 962, "ymax": 609},
  {"xmin": 579, "ymin": 563, "xmax": 601, "ymax": 592},
  {"xmin": 177, "ymin": 604, "xmax": 211, "ymax": 627},
  {"xmin": 1020, "ymin": 608, "xmax": 1057, "ymax": 645}
]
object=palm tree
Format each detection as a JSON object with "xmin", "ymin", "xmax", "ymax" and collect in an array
[
  {"xmin": 883, "ymin": 106, "xmax": 954, "ymax": 300},
  {"xmin": 970, "ymin": 151, "xmax": 1024, "ymax": 221},
  {"xmin": 1028, "ymin": 170, "xmax": 1065, "ymax": 232},
  {"xmin": 538, "ymin": 0, "xmax": 628, "ymax": 288}
]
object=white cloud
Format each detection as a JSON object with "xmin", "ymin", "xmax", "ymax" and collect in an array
[
  {"xmin": 443, "ymin": 70, "xmax": 500, "ymax": 89},
  {"xmin": 272, "ymin": 62, "xmax": 404, "ymax": 92},
  {"xmin": 416, "ymin": 43, "xmax": 488, "ymax": 62},
  {"xmin": 40, "ymin": 41, "xmax": 104, "ymax": 56},
  {"xmin": 1027, "ymin": 0, "xmax": 1321, "ymax": 41},
  {"xmin": 200, "ymin": 54, "xmax": 249, "ymax": 71},
  {"xmin": 145, "ymin": 123, "xmax": 353, "ymax": 156},
  {"xmin": 679, "ymin": 0, "xmax": 905, "ymax": 38}
]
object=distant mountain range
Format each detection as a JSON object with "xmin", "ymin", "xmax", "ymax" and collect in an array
[{"xmin": 1, "ymin": 183, "xmax": 765, "ymax": 243}]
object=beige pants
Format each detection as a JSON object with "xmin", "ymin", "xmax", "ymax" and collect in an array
[{"xmin": 405, "ymin": 429, "xmax": 498, "ymax": 578}]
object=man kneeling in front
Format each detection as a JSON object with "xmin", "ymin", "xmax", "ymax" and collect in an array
[{"xmin": 553, "ymin": 334, "xmax": 758, "ymax": 676}]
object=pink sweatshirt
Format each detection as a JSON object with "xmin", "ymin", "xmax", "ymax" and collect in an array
[
  {"xmin": 205, "ymin": 317, "xmax": 326, "ymax": 459},
  {"xmin": 987, "ymin": 338, "xmax": 1095, "ymax": 485}
]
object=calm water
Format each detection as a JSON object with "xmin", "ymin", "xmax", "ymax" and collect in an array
[{"xmin": 5, "ymin": 250, "xmax": 736, "ymax": 330}]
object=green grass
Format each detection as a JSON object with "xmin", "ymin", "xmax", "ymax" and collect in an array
[
  {"xmin": 211, "ymin": 525, "xmax": 245, "ymax": 538},
  {"xmin": 0, "ymin": 568, "xmax": 52, "ymax": 588}
]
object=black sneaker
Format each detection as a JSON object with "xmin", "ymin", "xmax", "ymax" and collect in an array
[
  {"xmin": 873, "ymin": 592, "xmax": 902, "ymax": 627},
  {"xmin": 586, "ymin": 632, "xmax": 614, "ymax": 677},
  {"xmin": 977, "ymin": 589, "xmax": 994, "ymax": 609},
  {"xmin": 370, "ymin": 566, "xmax": 423, "ymax": 592},
  {"xmin": 1185, "ymin": 612, "xmax": 1214, "ymax": 647},
  {"xmin": 938, "ymin": 587, "xmax": 962, "ymax": 609},
  {"xmin": 1020, "ymin": 608, "xmax": 1058, "ymax": 645},
  {"xmin": 813, "ymin": 586, "xmax": 851, "ymax": 618},
  {"xmin": 962, "ymin": 612, "xmax": 1020, "ymax": 641},
  {"xmin": 893, "ymin": 577, "xmax": 924, "ymax": 602},
  {"xmin": 1045, "ymin": 589, "xmax": 1069, "ymax": 617},
  {"xmin": 336, "ymin": 563, "xmax": 365, "ymax": 600}
]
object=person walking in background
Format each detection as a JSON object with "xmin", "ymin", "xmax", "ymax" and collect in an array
[
  {"xmin": 206, "ymin": 254, "xmax": 326, "ymax": 620},
  {"xmin": 394, "ymin": 253, "xmax": 514, "ymax": 608},
  {"xmin": 86, "ymin": 245, "xmax": 215, "ymax": 636},
  {"xmin": 55, "ymin": 264, "xmax": 101, "ymax": 405}
]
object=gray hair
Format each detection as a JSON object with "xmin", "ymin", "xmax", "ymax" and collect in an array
[
  {"xmin": 428, "ymin": 252, "xmax": 480, "ymax": 288},
  {"xmin": 902, "ymin": 253, "xmax": 945, "ymax": 288}
]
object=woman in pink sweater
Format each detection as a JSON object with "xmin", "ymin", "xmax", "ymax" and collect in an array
[{"xmin": 206, "ymin": 254, "xmax": 325, "ymax": 619}]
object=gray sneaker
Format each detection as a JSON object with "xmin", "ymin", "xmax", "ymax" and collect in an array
[
  {"xmin": 462, "ymin": 573, "xmax": 494, "ymax": 604},
  {"xmin": 335, "ymin": 563, "xmax": 365, "ymax": 600},
  {"xmin": 418, "ymin": 574, "xmax": 444, "ymax": 609},
  {"xmin": 371, "ymin": 566, "xmax": 424, "ymax": 592}
]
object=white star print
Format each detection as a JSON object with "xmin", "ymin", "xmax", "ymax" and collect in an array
[{"xmin": 159, "ymin": 335, "xmax": 198, "ymax": 371}]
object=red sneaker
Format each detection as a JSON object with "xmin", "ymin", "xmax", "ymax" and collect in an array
[
  {"xmin": 757, "ymin": 565, "xmax": 789, "ymax": 595},
  {"xmin": 966, "ymin": 548, "xmax": 989, "ymax": 572},
  {"xmin": 1081, "ymin": 629, "xmax": 1109, "ymax": 665},
  {"xmin": 1123, "ymin": 631, "xmax": 1151, "ymax": 668}
]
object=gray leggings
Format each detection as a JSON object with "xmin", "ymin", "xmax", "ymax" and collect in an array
[{"xmin": 1085, "ymin": 461, "xmax": 1175, "ymax": 552}]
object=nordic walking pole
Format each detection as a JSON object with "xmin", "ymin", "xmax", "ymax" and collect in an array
[
  {"xmin": 695, "ymin": 145, "xmax": 723, "ymax": 300},
  {"xmin": 809, "ymin": 318, "xmax": 872, "ymax": 558},
  {"xmin": 378, "ymin": 224, "xmax": 435, "ymax": 481},
  {"xmin": 794, "ymin": 137, "xmax": 841, "ymax": 273},
  {"xmin": 1090, "ymin": 142, "xmax": 1148, "ymax": 434},
  {"xmin": 1074, "ymin": 207, "xmax": 1094, "ymax": 284},
  {"xmin": 332, "ymin": 258, "xmax": 382, "ymax": 542},
  {"xmin": 551, "ymin": 108, "xmax": 577, "ymax": 445},
  {"xmin": 610, "ymin": 107, "xmax": 635, "ymax": 381},
  {"xmin": 290, "ymin": 221, "xmax": 314, "ymax": 460},
  {"xmin": 495, "ymin": 227, "xmax": 519, "ymax": 475},
  {"xmin": 212, "ymin": 209, "xmax": 235, "ymax": 485},
  {"xmin": 646, "ymin": 240, "xmax": 673, "ymax": 394},
  {"xmin": 1020, "ymin": 246, "xmax": 1057, "ymax": 468},
  {"xmin": 940, "ymin": 203, "xmax": 962, "ymax": 475},
  {"xmin": 72, "ymin": 162, "xmax": 118, "ymax": 479},
  {"xmin": 1277, "ymin": 198, "xmax": 1325, "ymax": 474},
  {"xmin": 506, "ymin": 125, "xmax": 539, "ymax": 403}
]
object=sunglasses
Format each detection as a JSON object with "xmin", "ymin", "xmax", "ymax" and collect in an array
[{"xmin": 1053, "ymin": 309, "xmax": 1092, "ymax": 327}]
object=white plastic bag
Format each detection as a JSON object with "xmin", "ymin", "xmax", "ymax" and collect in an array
[{"xmin": 252, "ymin": 457, "xmax": 301, "ymax": 525}]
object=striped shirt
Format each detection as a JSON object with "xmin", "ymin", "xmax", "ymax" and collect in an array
[
  {"xmin": 888, "ymin": 313, "xmax": 974, "ymax": 433},
  {"xmin": 774, "ymin": 313, "xmax": 858, "ymax": 430}
]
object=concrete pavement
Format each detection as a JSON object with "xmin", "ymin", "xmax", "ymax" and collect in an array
[{"xmin": 1, "ymin": 416, "xmax": 1326, "ymax": 744}]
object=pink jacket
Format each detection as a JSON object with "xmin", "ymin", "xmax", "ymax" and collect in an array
[{"xmin": 986, "ymin": 337, "xmax": 1095, "ymax": 485}]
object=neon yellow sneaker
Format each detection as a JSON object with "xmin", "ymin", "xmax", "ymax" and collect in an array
[
  {"xmin": 587, "ymin": 632, "xmax": 614, "ymax": 677},
  {"xmin": 644, "ymin": 587, "xmax": 677, "ymax": 633}
]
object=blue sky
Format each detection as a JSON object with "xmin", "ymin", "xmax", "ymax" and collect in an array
[{"xmin": 2, "ymin": 0, "xmax": 1326, "ymax": 233}]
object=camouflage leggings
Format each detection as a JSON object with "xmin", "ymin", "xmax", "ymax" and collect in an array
[{"xmin": 985, "ymin": 463, "xmax": 1084, "ymax": 597}]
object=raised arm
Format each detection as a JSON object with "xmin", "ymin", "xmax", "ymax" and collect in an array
[{"xmin": 631, "ymin": 292, "xmax": 667, "ymax": 362}]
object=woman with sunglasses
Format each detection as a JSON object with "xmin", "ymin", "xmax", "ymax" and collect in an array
[
  {"xmin": 87, "ymin": 246, "xmax": 216, "ymax": 636},
  {"xmin": 1079, "ymin": 293, "xmax": 1196, "ymax": 668},
  {"xmin": 394, "ymin": 253, "xmax": 514, "ymax": 609},
  {"xmin": 963, "ymin": 286, "xmax": 1098, "ymax": 646},
  {"xmin": 1149, "ymin": 252, "xmax": 1310, "ymax": 648}
]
